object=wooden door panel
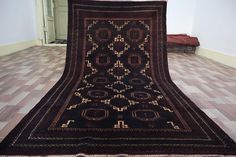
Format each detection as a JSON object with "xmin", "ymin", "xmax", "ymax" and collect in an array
[{"xmin": 54, "ymin": 0, "xmax": 68, "ymax": 39}]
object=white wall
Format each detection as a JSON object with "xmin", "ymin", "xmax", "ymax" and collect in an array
[
  {"xmin": 1, "ymin": 0, "xmax": 235, "ymax": 58},
  {"xmin": 167, "ymin": 0, "xmax": 196, "ymax": 35},
  {"xmin": 0, "ymin": 0, "xmax": 196, "ymax": 45},
  {"xmin": 192, "ymin": 0, "xmax": 236, "ymax": 56},
  {"xmin": 0, "ymin": 0, "xmax": 37, "ymax": 45}
]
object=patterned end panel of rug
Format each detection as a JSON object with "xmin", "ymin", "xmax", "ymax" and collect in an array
[{"xmin": 0, "ymin": 0, "xmax": 235, "ymax": 155}]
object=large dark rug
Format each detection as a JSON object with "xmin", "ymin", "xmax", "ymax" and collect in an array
[{"xmin": 1, "ymin": 0, "xmax": 236, "ymax": 155}]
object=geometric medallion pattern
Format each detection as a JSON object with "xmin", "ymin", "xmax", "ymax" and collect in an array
[
  {"xmin": 54, "ymin": 20, "xmax": 185, "ymax": 130},
  {"xmin": 1, "ymin": 0, "xmax": 235, "ymax": 155}
]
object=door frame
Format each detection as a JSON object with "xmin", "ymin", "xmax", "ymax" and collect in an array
[
  {"xmin": 36, "ymin": 0, "xmax": 67, "ymax": 46},
  {"xmin": 43, "ymin": 0, "xmax": 56, "ymax": 43}
]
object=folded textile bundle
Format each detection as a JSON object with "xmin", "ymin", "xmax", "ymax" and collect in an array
[
  {"xmin": 167, "ymin": 34, "xmax": 200, "ymax": 46},
  {"xmin": 167, "ymin": 34, "xmax": 200, "ymax": 53}
]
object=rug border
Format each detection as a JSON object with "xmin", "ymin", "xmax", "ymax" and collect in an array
[{"xmin": 0, "ymin": 0, "xmax": 235, "ymax": 155}]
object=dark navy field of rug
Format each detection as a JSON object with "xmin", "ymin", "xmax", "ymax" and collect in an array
[{"xmin": 0, "ymin": 0, "xmax": 235, "ymax": 155}]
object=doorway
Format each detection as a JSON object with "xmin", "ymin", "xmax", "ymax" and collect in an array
[{"xmin": 42, "ymin": 0, "xmax": 68, "ymax": 45}]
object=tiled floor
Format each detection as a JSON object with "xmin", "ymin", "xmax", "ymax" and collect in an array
[{"xmin": 0, "ymin": 46, "xmax": 236, "ymax": 146}]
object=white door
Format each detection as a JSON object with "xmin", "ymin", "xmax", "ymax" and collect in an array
[
  {"xmin": 54, "ymin": 0, "xmax": 68, "ymax": 40},
  {"xmin": 43, "ymin": 0, "xmax": 56, "ymax": 43}
]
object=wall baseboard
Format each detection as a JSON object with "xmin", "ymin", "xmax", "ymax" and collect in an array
[
  {"xmin": 196, "ymin": 47, "xmax": 236, "ymax": 69},
  {"xmin": 0, "ymin": 39, "xmax": 42, "ymax": 57},
  {"xmin": 1, "ymin": 41, "xmax": 235, "ymax": 69}
]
